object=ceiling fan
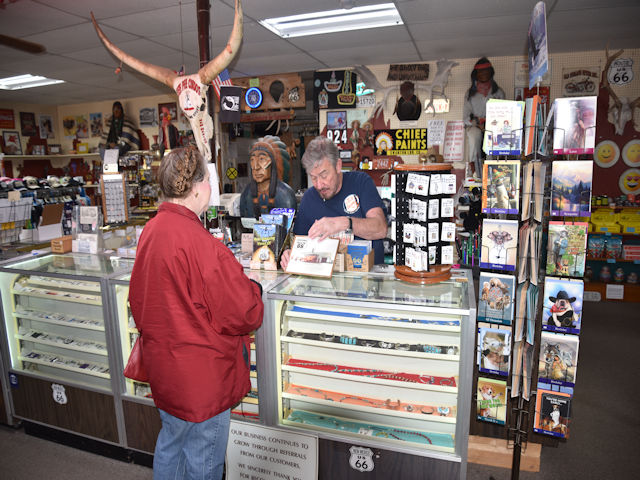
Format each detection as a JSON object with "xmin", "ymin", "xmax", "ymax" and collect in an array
[
  {"xmin": 0, "ymin": 0, "xmax": 46, "ymax": 53},
  {"xmin": 0, "ymin": 34, "xmax": 46, "ymax": 54}
]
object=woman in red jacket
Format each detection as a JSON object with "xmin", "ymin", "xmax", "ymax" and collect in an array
[{"xmin": 129, "ymin": 146, "xmax": 264, "ymax": 480}]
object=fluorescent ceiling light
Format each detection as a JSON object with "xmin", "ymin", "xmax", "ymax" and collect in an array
[
  {"xmin": 0, "ymin": 74, "xmax": 64, "ymax": 90},
  {"xmin": 259, "ymin": 3, "xmax": 403, "ymax": 38}
]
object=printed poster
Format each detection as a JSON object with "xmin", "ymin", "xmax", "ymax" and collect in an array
[
  {"xmin": 528, "ymin": 1, "xmax": 549, "ymax": 88},
  {"xmin": 442, "ymin": 120, "xmax": 465, "ymax": 166}
]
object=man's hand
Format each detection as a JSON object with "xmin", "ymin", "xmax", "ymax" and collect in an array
[
  {"xmin": 308, "ymin": 217, "xmax": 349, "ymax": 241},
  {"xmin": 280, "ymin": 248, "xmax": 292, "ymax": 271}
]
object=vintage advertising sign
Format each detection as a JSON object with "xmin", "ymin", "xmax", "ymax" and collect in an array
[
  {"xmin": 314, "ymin": 70, "xmax": 358, "ymax": 109},
  {"xmin": 561, "ymin": 67, "xmax": 599, "ymax": 96},
  {"xmin": 227, "ymin": 421, "xmax": 318, "ymax": 480},
  {"xmin": 607, "ymin": 57, "xmax": 634, "ymax": 86},
  {"xmin": 0, "ymin": 108, "xmax": 15, "ymax": 129},
  {"xmin": 387, "ymin": 63, "xmax": 429, "ymax": 81},
  {"xmin": 373, "ymin": 128, "xmax": 427, "ymax": 156}
]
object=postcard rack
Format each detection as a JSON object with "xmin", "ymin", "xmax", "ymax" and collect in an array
[{"xmin": 473, "ymin": 84, "xmax": 593, "ymax": 479}]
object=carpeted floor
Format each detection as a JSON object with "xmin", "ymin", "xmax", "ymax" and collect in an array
[{"xmin": 0, "ymin": 301, "xmax": 637, "ymax": 479}]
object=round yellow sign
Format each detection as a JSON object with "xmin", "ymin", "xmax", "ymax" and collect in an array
[{"xmin": 226, "ymin": 167, "xmax": 238, "ymax": 180}]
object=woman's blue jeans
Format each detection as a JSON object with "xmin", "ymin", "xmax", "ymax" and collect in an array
[{"xmin": 153, "ymin": 408, "xmax": 230, "ymax": 480}]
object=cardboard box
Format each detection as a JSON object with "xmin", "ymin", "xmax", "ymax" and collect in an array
[
  {"xmin": 346, "ymin": 250, "xmax": 374, "ymax": 272},
  {"xmin": 33, "ymin": 204, "xmax": 63, "ymax": 242},
  {"xmin": 51, "ymin": 235, "xmax": 72, "ymax": 253}
]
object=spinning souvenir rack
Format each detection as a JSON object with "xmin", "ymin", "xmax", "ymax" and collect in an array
[
  {"xmin": 474, "ymin": 91, "xmax": 592, "ymax": 480},
  {"xmin": 393, "ymin": 164, "xmax": 458, "ymax": 284}
]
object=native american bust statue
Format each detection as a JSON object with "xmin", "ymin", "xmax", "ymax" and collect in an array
[{"xmin": 240, "ymin": 136, "xmax": 297, "ymax": 219}]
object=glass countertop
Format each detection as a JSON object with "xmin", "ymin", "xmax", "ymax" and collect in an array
[
  {"xmin": 268, "ymin": 270, "xmax": 470, "ymax": 311},
  {"xmin": 0, "ymin": 253, "xmax": 135, "ymax": 278}
]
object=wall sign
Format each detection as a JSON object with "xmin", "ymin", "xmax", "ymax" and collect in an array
[
  {"xmin": 51, "ymin": 383, "xmax": 68, "ymax": 405},
  {"xmin": 227, "ymin": 421, "xmax": 318, "ymax": 480},
  {"xmin": 607, "ymin": 58, "xmax": 634, "ymax": 86},
  {"xmin": 373, "ymin": 129, "xmax": 428, "ymax": 156},
  {"xmin": 349, "ymin": 446, "xmax": 375, "ymax": 472},
  {"xmin": 245, "ymin": 87, "xmax": 263, "ymax": 109}
]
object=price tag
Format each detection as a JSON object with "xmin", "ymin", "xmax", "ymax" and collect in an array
[{"xmin": 357, "ymin": 428, "xmax": 374, "ymax": 436}]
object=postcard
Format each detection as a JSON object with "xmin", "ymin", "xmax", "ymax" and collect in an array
[
  {"xmin": 542, "ymin": 277, "xmax": 584, "ymax": 335},
  {"xmin": 538, "ymin": 331, "xmax": 579, "ymax": 387},
  {"xmin": 478, "ymin": 272, "xmax": 516, "ymax": 325},
  {"xmin": 546, "ymin": 222, "xmax": 588, "ymax": 277},
  {"xmin": 477, "ymin": 322, "xmax": 512, "ymax": 377},
  {"xmin": 482, "ymin": 160, "xmax": 521, "ymax": 214},
  {"xmin": 534, "ymin": 388, "xmax": 571, "ymax": 439},
  {"xmin": 477, "ymin": 377, "xmax": 507, "ymax": 425},
  {"xmin": 550, "ymin": 160, "xmax": 593, "ymax": 217},
  {"xmin": 552, "ymin": 96, "xmax": 597, "ymax": 155},
  {"xmin": 480, "ymin": 219, "xmax": 519, "ymax": 271}
]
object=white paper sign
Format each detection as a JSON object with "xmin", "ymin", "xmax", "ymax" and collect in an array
[
  {"xmin": 207, "ymin": 163, "xmax": 221, "ymax": 207},
  {"xmin": 427, "ymin": 119, "xmax": 446, "ymax": 147},
  {"xmin": 103, "ymin": 149, "xmax": 119, "ymax": 173},
  {"xmin": 442, "ymin": 120, "xmax": 465, "ymax": 166},
  {"xmin": 606, "ymin": 283, "xmax": 624, "ymax": 300},
  {"xmin": 227, "ymin": 421, "xmax": 317, "ymax": 480}
]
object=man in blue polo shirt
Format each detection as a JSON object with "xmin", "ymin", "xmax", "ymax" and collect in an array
[{"xmin": 280, "ymin": 136, "xmax": 388, "ymax": 269}]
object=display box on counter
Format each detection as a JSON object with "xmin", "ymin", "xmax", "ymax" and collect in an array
[{"xmin": 51, "ymin": 235, "xmax": 72, "ymax": 253}]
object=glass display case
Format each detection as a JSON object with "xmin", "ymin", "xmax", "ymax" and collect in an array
[
  {"xmin": 0, "ymin": 253, "xmax": 132, "ymax": 443},
  {"xmin": 0, "ymin": 254, "xmax": 131, "ymax": 390},
  {"xmin": 266, "ymin": 269, "xmax": 475, "ymax": 478},
  {"xmin": 109, "ymin": 266, "xmax": 289, "ymax": 453}
]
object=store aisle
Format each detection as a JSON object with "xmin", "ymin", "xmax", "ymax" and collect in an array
[{"xmin": 1, "ymin": 300, "xmax": 638, "ymax": 480}]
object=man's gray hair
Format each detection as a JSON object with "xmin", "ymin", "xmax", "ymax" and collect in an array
[{"xmin": 301, "ymin": 136, "xmax": 340, "ymax": 171}]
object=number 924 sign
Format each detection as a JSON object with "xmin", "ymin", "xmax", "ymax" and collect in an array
[{"xmin": 608, "ymin": 58, "xmax": 634, "ymax": 86}]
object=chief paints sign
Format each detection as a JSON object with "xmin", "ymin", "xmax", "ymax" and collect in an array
[{"xmin": 374, "ymin": 128, "xmax": 428, "ymax": 156}]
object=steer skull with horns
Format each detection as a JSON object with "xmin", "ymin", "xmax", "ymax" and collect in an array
[{"xmin": 91, "ymin": 0, "xmax": 243, "ymax": 162}]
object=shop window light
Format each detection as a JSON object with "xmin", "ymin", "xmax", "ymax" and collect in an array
[
  {"xmin": 259, "ymin": 3, "xmax": 403, "ymax": 38},
  {"xmin": 0, "ymin": 74, "xmax": 64, "ymax": 90}
]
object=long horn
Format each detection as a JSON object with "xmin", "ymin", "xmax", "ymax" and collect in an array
[
  {"xmin": 91, "ymin": 12, "xmax": 177, "ymax": 89},
  {"xmin": 198, "ymin": 0, "xmax": 243, "ymax": 85}
]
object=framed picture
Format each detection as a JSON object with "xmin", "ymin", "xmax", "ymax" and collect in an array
[
  {"xmin": 38, "ymin": 114, "xmax": 55, "ymax": 139},
  {"xmin": 90, "ymin": 112, "xmax": 103, "ymax": 137},
  {"xmin": 158, "ymin": 102, "xmax": 178, "ymax": 123},
  {"xmin": 2, "ymin": 130, "xmax": 22, "ymax": 155},
  {"xmin": 20, "ymin": 111, "xmax": 37, "ymax": 137},
  {"xmin": 49, "ymin": 144, "xmax": 62, "ymax": 154},
  {"xmin": 326, "ymin": 111, "xmax": 347, "ymax": 130}
]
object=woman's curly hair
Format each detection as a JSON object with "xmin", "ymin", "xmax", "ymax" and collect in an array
[{"xmin": 158, "ymin": 146, "xmax": 206, "ymax": 199}]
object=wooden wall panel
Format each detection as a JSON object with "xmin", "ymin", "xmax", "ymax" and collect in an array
[
  {"xmin": 122, "ymin": 400, "xmax": 161, "ymax": 453},
  {"xmin": 318, "ymin": 439, "xmax": 460, "ymax": 479},
  {"xmin": 11, "ymin": 374, "xmax": 118, "ymax": 442}
]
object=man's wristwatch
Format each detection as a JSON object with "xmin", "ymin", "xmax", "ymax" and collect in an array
[{"xmin": 347, "ymin": 216, "xmax": 352, "ymax": 231}]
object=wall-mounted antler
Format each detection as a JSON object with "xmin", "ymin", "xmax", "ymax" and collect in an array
[{"xmin": 91, "ymin": 0, "xmax": 244, "ymax": 160}]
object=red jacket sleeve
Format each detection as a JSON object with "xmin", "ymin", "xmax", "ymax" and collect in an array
[{"xmin": 203, "ymin": 241, "xmax": 264, "ymax": 336}]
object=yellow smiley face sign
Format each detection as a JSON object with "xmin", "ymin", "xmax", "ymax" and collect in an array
[
  {"xmin": 622, "ymin": 139, "xmax": 640, "ymax": 167},
  {"xmin": 619, "ymin": 168, "xmax": 640, "ymax": 195},
  {"xmin": 593, "ymin": 140, "xmax": 620, "ymax": 168}
]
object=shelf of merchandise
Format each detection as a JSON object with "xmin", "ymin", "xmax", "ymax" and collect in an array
[
  {"xmin": 586, "ymin": 257, "xmax": 640, "ymax": 263},
  {"xmin": 7, "ymin": 275, "xmax": 110, "ymax": 389},
  {"xmin": 583, "ymin": 281, "xmax": 640, "ymax": 302},
  {"xmin": 3, "ymin": 153, "xmax": 101, "ymax": 160},
  {"xmin": 266, "ymin": 271, "xmax": 475, "ymax": 479}
]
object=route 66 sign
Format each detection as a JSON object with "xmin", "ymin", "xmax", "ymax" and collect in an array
[
  {"xmin": 608, "ymin": 58, "xmax": 634, "ymax": 86},
  {"xmin": 349, "ymin": 446, "xmax": 374, "ymax": 472},
  {"xmin": 51, "ymin": 383, "xmax": 67, "ymax": 405}
]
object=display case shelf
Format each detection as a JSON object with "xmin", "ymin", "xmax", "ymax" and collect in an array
[
  {"xmin": 281, "ymin": 386, "xmax": 457, "ymax": 424},
  {"xmin": 281, "ymin": 335, "xmax": 460, "ymax": 361},
  {"xmin": 12, "ymin": 285, "xmax": 102, "ymax": 306},
  {"xmin": 281, "ymin": 363, "xmax": 459, "ymax": 394},
  {"xmin": 16, "ymin": 331, "xmax": 107, "ymax": 356},
  {"xmin": 19, "ymin": 351, "xmax": 109, "ymax": 379},
  {"xmin": 13, "ymin": 310, "xmax": 105, "ymax": 331}
]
